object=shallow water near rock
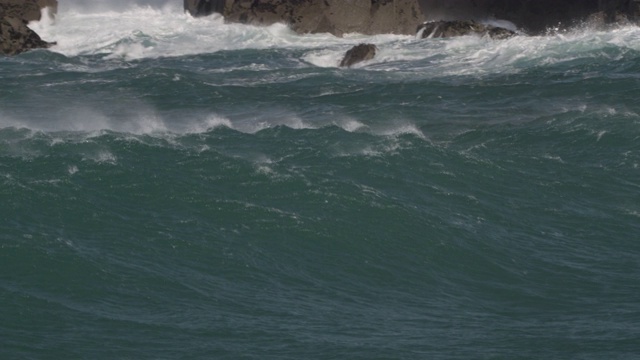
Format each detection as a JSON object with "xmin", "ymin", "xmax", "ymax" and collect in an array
[{"xmin": 2, "ymin": 3, "xmax": 640, "ymax": 359}]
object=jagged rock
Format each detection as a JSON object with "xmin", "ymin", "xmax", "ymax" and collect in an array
[
  {"xmin": 420, "ymin": 0, "xmax": 640, "ymax": 35},
  {"xmin": 184, "ymin": 0, "xmax": 226, "ymax": 17},
  {"xmin": 0, "ymin": 0, "xmax": 56, "ymax": 22},
  {"xmin": 186, "ymin": 1, "xmax": 640, "ymax": 36},
  {"xmin": 185, "ymin": 0, "xmax": 425, "ymax": 37},
  {"xmin": 417, "ymin": 20, "xmax": 516, "ymax": 39},
  {"xmin": 0, "ymin": 0, "xmax": 56, "ymax": 55},
  {"xmin": 0, "ymin": 15, "xmax": 51, "ymax": 55},
  {"xmin": 340, "ymin": 43, "xmax": 377, "ymax": 68}
]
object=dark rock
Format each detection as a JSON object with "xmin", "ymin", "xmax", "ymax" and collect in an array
[
  {"xmin": 418, "ymin": 0, "xmax": 639, "ymax": 35},
  {"xmin": 0, "ymin": 15, "xmax": 51, "ymax": 55},
  {"xmin": 184, "ymin": 0, "xmax": 227, "ymax": 17},
  {"xmin": 185, "ymin": 0, "xmax": 640, "ymax": 37},
  {"xmin": 417, "ymin": 20, "xmax": 516, "ymax": 39},
  {"xmin": 584, "ymin": 10, "xmax": 634, "ymax": 29},
  {"xmin": 0, "ymin": 0, "xmax": 56, "ymax": 22},
  {"xmin": 340, "ymin": 43, "xmax": 378, "ymax": 68},
  {"xmin": 0, "ymin": 0, "xmax": 57, "ymax": 55},
  {"xmin": 186, "ymin": 0, "xmax": 425, "ymax": 37}
]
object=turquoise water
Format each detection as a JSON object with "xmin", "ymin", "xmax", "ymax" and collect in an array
[{"xmin": 1, "ymin": 4, "xmax": 640, "ymax": 359}]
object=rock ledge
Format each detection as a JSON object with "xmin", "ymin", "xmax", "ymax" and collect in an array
[{"xmin": 0, "ymin": 0, "xmax": 57, "ymax": 55}]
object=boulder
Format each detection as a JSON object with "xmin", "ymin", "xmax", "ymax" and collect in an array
[
  {"xmin": 186, "ymin": 0, "xmax": 425, "ymax": 37},
  {"xmin": 0, "ymin": 0, "xmax": 56, "ymax": 55},
  {"xmin": 417, "ymin": 20, "xmax": 516, "ymax": 39},
  {"xmin": 340, "ymin": 43, "xmax": 378, "ymax": 68}
]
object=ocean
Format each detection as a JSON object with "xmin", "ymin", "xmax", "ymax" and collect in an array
[{"xmin": 1, "ymin": 3, "xmax": 639, "ymax": 359}]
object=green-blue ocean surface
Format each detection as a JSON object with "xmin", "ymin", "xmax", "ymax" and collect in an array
[{"xmin": 1, "ymin": 3, "xmax": 639, "ymax": 359}]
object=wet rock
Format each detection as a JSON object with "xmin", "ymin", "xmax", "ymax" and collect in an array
[
  {"xmin": 0, "ymin": 0, "xmax": 56, "ymax": 22},
  {"xmin": 584, "ymin": 10, "xmax": 634, "ymax": 29},
  {"xmin": 184, "ymin": 0, "xmax": 226, "ymax": 17},
  {"xmin": 185, "ymin": 1, "xmax": 640, "ymax": 37},
  {"xmin": 419, "ymin": 0, "xmax": 639, "ymax": 35},
  {"xmin": 417, "ymin": 20, "xmax": 516, "ymax": 39},
  {"xmin": 0, "ymin": 0, "xmax": 56, "ymax": 55},
  {"xmin": 186, "ymin": 0, "xmax": 425, "ymax": 37},
  {"xmin": 340, "ymin": 43, "xmax": 378, "ymax": 68},
  {"xmin": 0, "ymin": 15, "xmax": 51, "ymax": 55}
]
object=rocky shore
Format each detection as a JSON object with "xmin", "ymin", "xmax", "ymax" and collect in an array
[
  {"xmin": 3, "ymin": 1, "xmax": 639, "ymax": 57},
  {"xmin": 185, "ymin": 0, "xmax": 425, "ymax": 36},
  {"xmin": 421, "ymin": 0, "xmax": 640, "ymax": 34},
  {"xmin": 417, "ymin": 20, "xmax": 516, "ymax": 40},
  {"xmin": 183, "ymin": 0, "xmax": 640, "ymax": 68},
  {"xmin": 186, "ymin": 0, "xmax": 640, "ymax": 37},
  {"xmin": 0, "ymin": 0, "xmax": 57, "ymax": 55}
]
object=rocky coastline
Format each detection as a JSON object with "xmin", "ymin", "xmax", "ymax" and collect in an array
[
  {"xmin": 421, "ymin": 0, "xmax": 640, "ymax": 34},
  {"xmin": 187, "ymin": 0, "xmax": 426, "ymax": 37},
  {"xmin": 186, "ymin": 0, "xmax": 640, "ymax": 37},
  {"xmin": 2, "ymin": 1, "xmax": 639, "ymax": 57},
  {"xmin": 183, "ymin": 0, "xmax": 640, "ymax": 67},
  {"xmin": 0, "ymin": 0, "xmax": 57, "ymax": 55},
  {"xmin": 417, "ymin": 20, "xmax": 516, "ymax": 40}
]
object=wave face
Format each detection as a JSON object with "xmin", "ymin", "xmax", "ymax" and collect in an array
[{"xmin": 2, "ymin": 5, "xmax": 640, "ymax": 359}]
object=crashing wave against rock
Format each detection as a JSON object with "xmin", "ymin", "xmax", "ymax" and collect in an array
[
  {"xmin": 417, "ymin": 20, "xmax": 516, "ymax": 40},
  {"xmin": 339, "ymin": 43, "xmax": 378, "ymax": 68},
  {"xmin": 185, "ymin": 0, "xmax": 640, "ymax": 36},
  {"xmin": 0, "ymin": 0, "xmax": 57, "ymax": 55},
  {"xmin": 185, "ymin": 0, "xmax": 425, "ymax": 36}
]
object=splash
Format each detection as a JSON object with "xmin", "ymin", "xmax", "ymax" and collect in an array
[
  {"xmin": 31, "ymin": 4, "xmax": 402, "ymax": 60},
  {"xmin": 27, "ymin": 1, "xmax": 640, "ymax": 70},
  {"xmin": 59, "ymin": 0, "xmax": 178, "ymax": 14}
]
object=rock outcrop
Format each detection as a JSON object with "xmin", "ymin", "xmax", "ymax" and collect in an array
[
  {"xmin": 340, "ymin": 43, "xmax": 378, "ymax": 68},
  {"xmin": 184, "ymin": 0, "xmax": 226, "ymax": 17},
  {"xmin": 186, "ymin": 0, "xmax": 425, "ymax": 36},
  {"xmin": 584, "ymin": 10, "xmax": 635, "ymax": 29},
  {"xmin": 0, "ymin": 0, "xmax": 57, "ymax": 55},
  {"xmin": 0, "ymin": 15, "xmax": 51, "ymax": 55},
  {"xmin": 185, "ymin": 1, "xmax": 640, "ymax": 37},
  {"xmin": 419, "ymin": 0, "xmax": 640, "ymax": 34},
  {"xmin": 0, "ymin": 0, "xmax": 56, "ymax": 22},
  {"xmin": 417, "ymin": 20, "xmax": 516, "ymax": 39}
]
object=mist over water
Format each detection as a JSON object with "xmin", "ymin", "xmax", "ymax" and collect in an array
[
  {"xmin": 3, "ymin": 4, "xmax": 640, "ymax": 360},
  {"xmin": 59, "ymin": 0, "xmax": 179, "ymax": 13}
]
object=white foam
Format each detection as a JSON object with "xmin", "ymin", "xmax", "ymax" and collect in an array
[
  {"xmin": 374, "ymin": 121, "xmax": 427, "ymax": 140},
  {"xmin": 183, "ymin": 116, "xmax": 233, "ymax": 134},
  {"xmin": 26, "ymin": 1, "xmax": 640, "ymax": 74},
  {"xmin": 32, "ymin": 4, "xmax": 371, "ymax": 60},
  {"xmin": 2, "ymin": 103, "xmax": 319, "ymax": 136},
  {"xmin": 335, "ymin": 118, "xmax": 368, "ymax": 133},
  {"xmin": 481, "ymin": 19, "xmax": 519, "ymax": 33},
  {"xmin": 82, "ymin": 150, "xmax": 117, "ymax": 164}
]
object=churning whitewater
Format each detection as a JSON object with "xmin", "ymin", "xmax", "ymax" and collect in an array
[{"xmin": 1, "ymin": 2, "xmax": 639, "ymax": 360}]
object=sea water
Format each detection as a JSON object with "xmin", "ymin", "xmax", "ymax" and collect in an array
[{"xmin": 1, "ymin": 2, "xmax": 639, "ymax": 359}]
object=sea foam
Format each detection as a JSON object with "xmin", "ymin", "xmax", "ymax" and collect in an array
[{"xmin": 29, "ymin": 2, "xmax": 640, "ymax": 72}]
